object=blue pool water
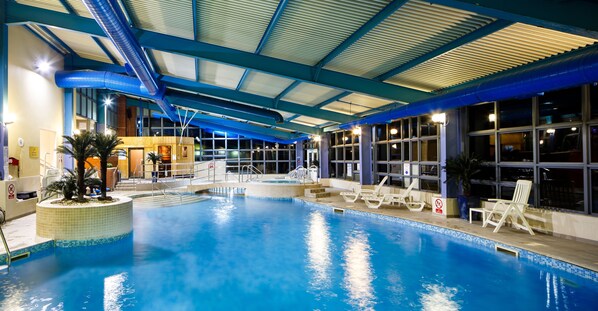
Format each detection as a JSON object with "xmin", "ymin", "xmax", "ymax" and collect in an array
[{"xmin": 1, "ymin": 196, "xmax": 598, "ymax": 310}]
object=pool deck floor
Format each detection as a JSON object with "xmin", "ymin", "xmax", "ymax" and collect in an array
[{"xmin": 2, "ymin": 189, "xmax": 598, "ymax": 274}]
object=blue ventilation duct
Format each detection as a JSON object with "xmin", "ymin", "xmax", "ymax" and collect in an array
[
  {"xmin": 341, "ymin": 45, "xmax": 598, "ymax": 129},
  {"xmin": 55, "ymin": 71, "xmax": 285, "ymax": 124},
  {"xmin": 80, "ymin": 0, "xmax": 178, "ymax": 121}
]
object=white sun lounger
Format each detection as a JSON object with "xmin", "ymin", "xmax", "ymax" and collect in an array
[
  {"xmin": 362, "ymin": 180, "xmax": 425, "ymax": 211},
  {"xmin": 340, "ymin": 176, "xmax": 388, "ymax": 203},
  {"xmin": 482, "ymin": 179, "xmax": 535, "ymax": 235}
]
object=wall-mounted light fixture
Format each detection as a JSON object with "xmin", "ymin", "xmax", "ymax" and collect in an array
[
  {"xmin": 546, "ymin": 128, "xmax": 556, "ymax": 135},
  {"xmin": 488, "ymin": 113, "xmax": 496, "ymax": 122},
  {"xmin": 389, "ymin": 128, "xmax": 398, "ymax": 135},
  {"xmin": 431, "ymin": 113, "xmax": 446, "ymax": 125},
  {"xmin": 352, "ymin": 127, "xmax": 361, "ymax": 135},
  {"xmin": 312, "ymin": 135, "xmax": 322, "ymax": 142},
  {"xmin": 35, "ymin": 60, "xmax": 51, "ymax": 73}
]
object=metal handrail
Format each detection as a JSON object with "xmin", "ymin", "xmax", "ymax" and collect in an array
[
  {"xmin": 239, "ymin": 165, "xmax": 264, "ymax": 182},
  {"xmin": 0, "ymin": 210, "xmax": 11, "ymax": 271}
]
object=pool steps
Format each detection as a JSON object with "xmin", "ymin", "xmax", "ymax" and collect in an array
[{"xmin": 304, "ymin": 187, "xmax": 331, "ymax": 198}]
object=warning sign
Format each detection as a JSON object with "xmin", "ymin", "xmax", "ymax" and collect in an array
[
  {"xmin": 7, "ymin": 183, "xmax": 15, "ymax": 200},
  {"xmin": 433, "ymin": 197, "xmax": 445, "ymax": 216}
]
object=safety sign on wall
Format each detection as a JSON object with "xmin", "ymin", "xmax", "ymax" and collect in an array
[
  {"xmin": 7, "ymin": 183, "xmax": 15, "ymax": 200},
  {"xmin": 433, "ymin": 196, "xmax": 446, "ymax": 216}
]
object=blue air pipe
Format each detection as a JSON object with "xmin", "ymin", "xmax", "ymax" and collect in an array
[
  {"xmin": 152, "ymin": 113, "xmax": 309, "ymax": 144},
  {"xmin": 56, "ymin": 71, "xmax": 285, "ymax": 124},
  {"xmin": 80, "ymin": 0, "xmax": 178, "ymax": 121},
  {"xmin": 341, "ymin": 45, "xmax": 598, "ymax": 129}
]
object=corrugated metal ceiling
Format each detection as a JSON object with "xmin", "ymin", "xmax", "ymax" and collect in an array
[
  {"xmin": 197, "ymin": 0, "xmax": 279, "ymax": 53},
  {"xmin": 386, "ymin": 23, "xmax": 598, "ymax": 91},
  {"xmin": 150, "ymin": 50, "xmax": 196, "ymax": 81},
  {"xmin": 321, "ymin": 101, "xmax": 370, "ymax": 115},
  {"xmin": 261, "ymin": 0, "xmax": 391, "ymax": 65},
  {"xmin": 122, "ymin": 0, "xmax": 194, "ymax": 39},
  {"xmin": 199, "ymin": 59, "xmax": 245, "ymax": 90},
  {"xmin": 292, "ymin": 115, "xmax": 329, "ymax": 127},
  {"xmin": 340, "ymin": 93, "xmax": 392, "ymax": 109},
  {"xmin": 324, "ymin": 0, "xmax": 495, "ymax": 78},
  {"xmin": 239, "ymin": 71, "xmax": 295, "ymax": 98},
  {"xmin": 65, "ymin": 0, "xmax": 93, "ymax": 18},
  {"xmin": 281, "ymin": 82, "xmax": 344, "ymax": 107},
  {"xmin": 48, "ymin": 27, "xmax": 112, "ymax": 63}
]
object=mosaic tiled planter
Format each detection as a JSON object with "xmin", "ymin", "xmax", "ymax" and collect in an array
[{"xmin": 36, "ymin": 196, "xmax": 133, "ymax": 245}]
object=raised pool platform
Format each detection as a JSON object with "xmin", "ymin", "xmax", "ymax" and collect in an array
[{"xmin": 36, "ymin": 196, "xmax": 133, "ymax": 246}]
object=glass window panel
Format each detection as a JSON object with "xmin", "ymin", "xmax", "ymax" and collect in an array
[
  {"xmin": 278, "ymin": 144, "xmax": 289, "ymax": 149},
  {"xmin": 471, "ymin": 184, "xmax": 496, "ymax": 199},
  {"xmin": 239, "ymin": 140, "xmax": 251, "ymax": 149},
  {"xmin": 344, "ymin": 147, "xmax": 352, "ymax": 161},
  {"xmin": 591, "ymin": 83, "xmax": 598, "ymax": 119},
  {"xmin": 214, "ymin": 149, "xmax": 226, "ymax": 157},
  {"xmin": 403, "ymin": 142, "xmax": 410, "ymax": 161},
  {"xmin": 163, "ymin": 128, "xmax": 174, "ymax": 136},
  {"xmin": 343, "ymin": 131, "xmax": 352, "ymax": 144},
  {"xmin": 402, "ymin": 120, "xmax": 409, "ymax": 139},
  {"xmin": 499, "ymin": 132, "xmax": 533, "ymax": 162},
  {"xmin": 376, "ymin": 144, "xmax": 388, "ymax": 161},
  {"xmin": 375, "ymin": 174, "xmax": 388, "ymax": 185},
  {"xmin": 226, "ymin": 150, "xmax": 239, "ymax": 159},
  {"xmin": 540, "ymin": 168, "xmax": 583, "ymax": 211},
  {"xmin": 377, "ymin": 164, "xmax": 388, "ymax": 173},
  {"xmin": 150, "ymin": 117, "xmax": 161, "ymax": 127},
  {"xmin": 227, "ymin": 139, "xmax": 239, "ymax": 149},
  {"xmin": 474, "ymin": 166, "xmax": 496, "ymax": 181},
  {"xmin": 420, "ymin": 165, "xmax": 438, "ymax": 176},
  {"xmin": 214, "ymin": 140, "xmax": 226, "ymax": 150},
  {"xmin": 239, "ymin": 151, "xmax": 251, "ymax": 160},
  {"xmin": 592, "ymin": 170, "xmax": 598, "ymax": 213},
  {"xmin": 143, "ymin": 117, "xmax": 150, "ymax": 127},
  {"xmin": 469, "ymin": 135, "xmax": 496, "ymax": 162},
  {"xmin": 253, "ymin": 140, "xmax": 263, "ymax": 149},
  {"xmin": 201, "ymin": 130, "xmax": 213, "ymax": 139},
  {"xmin": 330, "ymin": 148, "xmax": 336, "ymax": 161},
  {"xmin": 500, "ymin": 167, "xmax": 534, "ymax": 182},
  {"xmin": 374, "ymin": 124, "xmax": 387, "ymax": 141},
  {"xmin": 420, "ymin": 179, "xmax": 439, "ymax": 192},
  {"xmin": 265, "ymin": 162, "xmax": 276, "ymax": 174},
  {"xmin": 290, "ymin": 150, "xmax": 296, "ymax": 160},
  {"xmin": 265, "ymin": 150, "xmax": 275, "ymax": 161},
  {"xmin": 353, "ymin": 146, "xmax": 360, "ymax": 161},
  {"xmin": 214, "ymin": 131, "xmax": 226, "ymax": 139},
  {"xmin": 278, "ymin": 151, "xmax": 289, "ymax": 160},
  {"xmin": 390, "ymin": 164, "xmax": 402, "ymax": 174},
  {"xmin": 411, "ymin": 141, "xmax": 419, "ymax": 161},
  {"xmin": 538, "ymin": 87, "xmax": 582, "ymax": 124},
  {"xmin": 590, "ymin": 126, "xmax": 598, "ymax": 162},
  {"xmin": 200, "ymin": 140, "xmax": 212, "ymax": 150},
  {"xmin": 499, "ymin": 98, "xmax": 532, "ymax": 128},
  {"xmin": 390, "ymin": 175, "xmax": 404, "ymax": 187},
  {"xmin": 420, "ymin": 115, "xmax": 438, "ymax": 136},
  {"xmin": 538, "ymin": 127, "xmax": 581, "ymax": 162},
  {"xmin": 252, "ymin": 150, "xmax": 263, "ymax": 161},
  {"xmin": 410, "ymin": 117, "xmax": 418, "ymax": 138},
  {"xmin": 264, "ymin": 141, "xmax": 275, "ymax": 149},
  {"xmin": 389, "ymin": 121, "xmax": 400, "ymax": 140},
  {"xmin": 162, "ymin": 118, "xmax": 174, "ymax": 127},
  {"xmin": 279, "ymin": 162, "xmax": 289, "ymax": 174},
  {"xmin": 420, "ymin": 140, "xmax": 438, "ymax": 162},
  {"xmin": 390, "ymin": 143, "xmax": 401, "ymax": 161},
  {"xmin": 469, "ymin": 103, "xmax": 494, "ymax": 131}
]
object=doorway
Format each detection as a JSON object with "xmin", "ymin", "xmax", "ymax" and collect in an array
[
  {"xmin": 129, "ymin": 148, "xmax": 144, "ymax": 178},
  {"xmin": 306, "ymin": 149, "xmax": 318, "ymax": 168}
]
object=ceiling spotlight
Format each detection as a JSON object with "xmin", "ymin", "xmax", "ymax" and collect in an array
[{"xmin": 36, "ymin": 60, "xmax": 51, "ymax": 73}]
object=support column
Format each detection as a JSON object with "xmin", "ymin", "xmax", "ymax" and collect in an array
[
  {"xmin": 0, "ymin": 4, "xmax": 8, "ymax": 180},
  {"xmin": 440, "ymin": 109, "xmax": 461, "ymax": 198},
  {"xmin": 295, "ymin": 140, "xmax": 304, "ymax": 168},
  {"xmin": 359, "ymin": 125, "xmax": 373, "ymax": 185},
  {"xmin": 319, "ymin": 134, "xmax": 330, "ymax": 178},
  {"xmin": 63, "ymin": 88, "xmax": 74, "ymax": 170}
]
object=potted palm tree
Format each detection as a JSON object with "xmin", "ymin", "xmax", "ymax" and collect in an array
[
  {"xmin": 43, "ymin": 168, "xmax": 101, "ymax": 201},
  {"xmin": 56, "ymin": 132, "xmax": 97, "ymax": 202},
  {"xmin": 93, "ymin": 133, "xmax": 123, "ymax": 200},
  {"xmin": 146, "ymin": 151, "xmax": 162, "ymax": 183},
  {"xmin": 443, "ymin": 152, "xmax": 482, "ymax": 219}
]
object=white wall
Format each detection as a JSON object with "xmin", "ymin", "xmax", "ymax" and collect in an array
[{"xmin": 7, "ymin": 26, "xmax": 64, "ymax": 180}]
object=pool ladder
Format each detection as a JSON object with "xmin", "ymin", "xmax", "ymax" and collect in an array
[{"xmin": 0, "ymin": 209, "xmax": 11, "ymax": 272}]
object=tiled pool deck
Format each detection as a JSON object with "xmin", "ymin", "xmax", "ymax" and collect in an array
[{"xmin": 2, "ymin": 189, "xmax": 598, "ymax": 277}]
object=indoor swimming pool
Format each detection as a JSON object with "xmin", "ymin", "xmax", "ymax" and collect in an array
[{"xmin": 1, "ymin": 196, "xmax": 597, "ymax": 310}]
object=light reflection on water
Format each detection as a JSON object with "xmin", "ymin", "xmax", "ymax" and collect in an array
[
  {"xmin": 306, "ymin": 212, "xmax": 332, "ymax": 295},
  {"xmin": 342, "ymin": 230, "xmax": 376, "ymax": 310},
  {"xmin": 419, "ymin": 284, "xmax": 460, "ymax": 311},
  {"xmin": 211, "ymin": 196, "xmax": 236, "ymax": 226},
  {"xmin": 103, "ymin": 272, "xmax": 135, "ymax": 310}
]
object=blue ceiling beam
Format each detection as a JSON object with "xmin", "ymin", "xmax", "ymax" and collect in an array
[
  {"xmin": 314, "ymin": 0, "xmax": 408, "ymax": 71},
  {"xmin": 375, "ymin": 19, "xmax": 513, "ymax": 81},
  {"xmin": 57, "ymin": 0, "xmax": 76, "ymax": 14},
  {"xmin": 66, "ymin": 55, "xmax": 126, "ymax": 73},
  {"xmin": 5, "ymin": 2, "xmax": 432, "ymax": 103},
  {"xmin": 160, "ymin": 75, "xmax": 358, "ymax": 124},
  {"xmin": 427, "ymin": 0, "xmax": 598, "ymax": 39},
  {"xmin": 235, "ymin": 0, "xmax": 289, "ymax": 91},
  {"xmin": 192, "ymin": 0, "xmax": 199, "ymax": 82}
]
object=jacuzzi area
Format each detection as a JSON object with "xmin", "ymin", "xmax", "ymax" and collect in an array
[{"xmin": 245, "ymin": 179, "xmax": 318, "ymax": 198}]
